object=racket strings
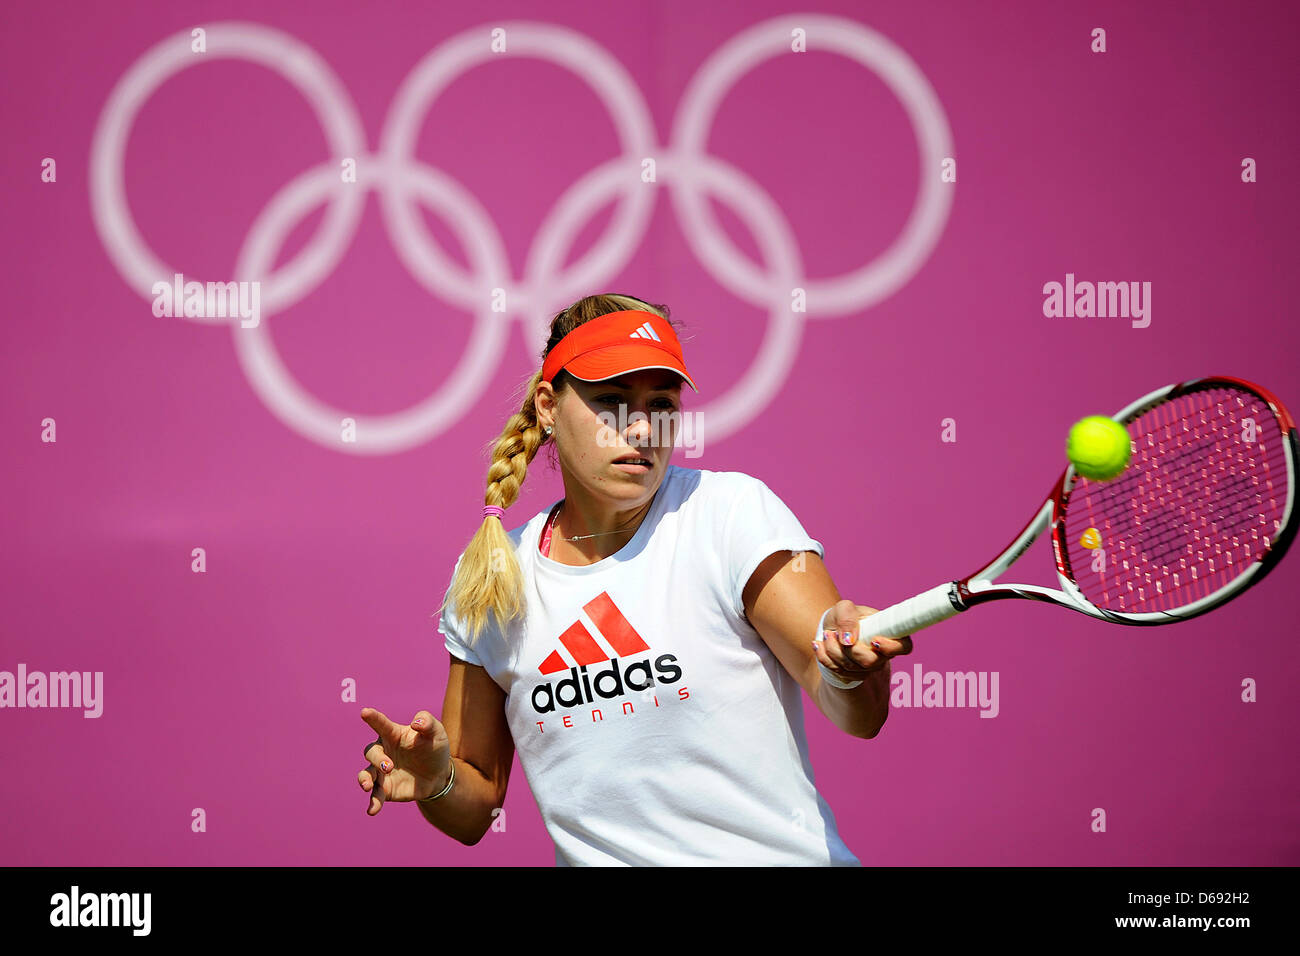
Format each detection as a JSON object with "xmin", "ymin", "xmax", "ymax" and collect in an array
[
  {"xmin": 1108, "ymin": 394, "xmax": 1285, "ymax": 604},
  {"xmin": 1081, "ymin": 394, "xmax": 1284, "ymax": 609},
  {"xmin": 1063, "ymin": 387, "xmax": 1290, "ymax": 614},
  {"xmin": 1112, "ymin": 471, "xmax": 1271, "ymax": 571}
]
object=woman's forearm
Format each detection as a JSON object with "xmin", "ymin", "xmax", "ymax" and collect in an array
[
  {"xmin": 816, "ymin": 664, "xmax": 891, "ymax": 738},
  {"xmin": 415, "ymin": 757, "xmax": 500, "ymax": 845}
]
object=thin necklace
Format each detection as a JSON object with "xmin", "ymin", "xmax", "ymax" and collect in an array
[{"xmin": 554, "ymin": 502, "xmax": 642, "ymax": 541}]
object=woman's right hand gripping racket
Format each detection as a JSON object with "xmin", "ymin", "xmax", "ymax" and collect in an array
[{"xmin": 860, "ymin": 375, "xmax": 1298, "ymax": 638}]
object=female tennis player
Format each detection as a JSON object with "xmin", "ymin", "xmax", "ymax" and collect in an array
[{"xmin": 357, "ymin": 293, "xmax": 912, "ymax": 865}]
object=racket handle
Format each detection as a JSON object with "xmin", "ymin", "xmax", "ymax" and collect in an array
[{"xmin": 858, "ymin": 582, "xmax": 964, "ymax": 637}]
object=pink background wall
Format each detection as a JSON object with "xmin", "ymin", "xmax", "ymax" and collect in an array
[{"xmin": 3, "ymin": 0, "xmax": 1297, "ymax": 865}]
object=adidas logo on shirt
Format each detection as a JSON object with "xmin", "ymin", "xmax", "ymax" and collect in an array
[
  {"xmin": 628, "ymin": 321, "xmax": 661, "ymax": 341},
  {"xmin": 531, "ymin": 591, "xmax": 685, "ymax": 719}
]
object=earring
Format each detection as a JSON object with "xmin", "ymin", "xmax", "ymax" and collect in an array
[{"xmin": 544, "ymin": 426, "xmax": 553, "ymax": 436}]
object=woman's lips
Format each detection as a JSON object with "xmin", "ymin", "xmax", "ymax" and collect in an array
[{"xmin": 613, "ymin": 458, "xmax": 653, "ymax": 473}]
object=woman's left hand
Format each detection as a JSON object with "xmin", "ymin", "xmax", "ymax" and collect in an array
[{"xmin": 814, "ymin": 599, "xmax": 914, "ymax": 682}]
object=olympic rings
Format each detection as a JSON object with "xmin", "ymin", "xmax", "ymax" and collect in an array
[{"xmin": 90, "ymin": 17, "xmax": 953, "ymax": 455}]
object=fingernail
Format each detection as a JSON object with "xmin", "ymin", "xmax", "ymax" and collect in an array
[
  {"xmin": 820, "ymin": 630, "xmax": 832, "ymax": 642},
  {"xmin": 841, "ymin": 632, "xmax": 854, "ymax": 645},
  {"xmin": 381, "ymin": 761, "xmax": 391, "ymax": 772},
  {"xmin": 413, "ymin": 718, "xmax": 424, "ymax": 727},
  {"xmin": 871, "ymin": 640, "xmax": 881, "ymax": 650}
]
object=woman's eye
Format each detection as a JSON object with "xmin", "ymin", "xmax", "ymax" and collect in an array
[{"xmin": 594, "ymin": 395, "xmax": 676, "ymax": 409}]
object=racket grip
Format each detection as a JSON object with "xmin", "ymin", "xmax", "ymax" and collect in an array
[{"xmin": 858, "ymin": 582, "xmax": 964, "ymax": 638}]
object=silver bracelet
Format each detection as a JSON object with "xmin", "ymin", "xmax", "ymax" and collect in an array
[
  {"xmin": 417, "ymin": 760, "xmax": 456, "ymax": 803},
  {"xmin": 816, "ymin": 606, "xmax": 863, "ymax": 689}
]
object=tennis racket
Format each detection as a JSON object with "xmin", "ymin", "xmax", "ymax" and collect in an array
[{"xmin": 859, "ymin": 375, "xmax": 1298, "ymax": 638}]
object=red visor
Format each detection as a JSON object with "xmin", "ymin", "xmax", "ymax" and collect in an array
[{"xmin": 541, "ymin": 310, "xmax": 698, "ymax": 392}]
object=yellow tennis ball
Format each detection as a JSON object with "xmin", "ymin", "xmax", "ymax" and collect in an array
[
  {"xmin": 1080, "ymin": 527, "xmax": 1102, "ymax": 549},
  {"xmin": 1067, "ymin": 415, "xmax": 1131, "ymax": 481}
]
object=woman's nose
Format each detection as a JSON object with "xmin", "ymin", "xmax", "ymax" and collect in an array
[{"xmin": 625, "ymin": 410, "xmax": 654, "ymax": 445}]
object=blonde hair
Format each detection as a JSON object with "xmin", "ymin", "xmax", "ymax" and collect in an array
[{"xmin": 438, "ymin": 293, "xmax": 683, "ymax": 647}]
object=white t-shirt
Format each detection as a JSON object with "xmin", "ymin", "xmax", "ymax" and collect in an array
[{"xmin": 437, "ymin": 464, "xmax": 861, "ymax": 866}]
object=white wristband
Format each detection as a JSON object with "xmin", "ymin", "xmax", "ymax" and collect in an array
[{"xmin": 815, "ymin": 607, "xmax": 863, "ymax": 689}]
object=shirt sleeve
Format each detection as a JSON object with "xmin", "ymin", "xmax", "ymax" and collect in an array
[
  {"xmin": 436, "ymin": 551, "xmax": 485, "ymax": 667},
  {"xmin": 722, "ymin": 474, "xmax": 825, "ymax": 618}
]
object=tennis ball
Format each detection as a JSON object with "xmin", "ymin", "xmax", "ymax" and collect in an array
[{"xmin": 1067, "ymin": 415, "xmax": 1131, "ymax": 481}]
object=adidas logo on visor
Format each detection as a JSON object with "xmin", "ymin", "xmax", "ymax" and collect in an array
[{"xmin": 628, "ymin": 322, "xmax": 661, "ymax": 341}]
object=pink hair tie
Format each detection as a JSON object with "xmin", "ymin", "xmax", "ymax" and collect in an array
[{"xmin": 483, "ymin": 506, "xmax": 506, "ymax": 520}]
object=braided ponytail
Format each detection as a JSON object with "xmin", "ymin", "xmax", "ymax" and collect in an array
[{"xmin": 438, "ymin": 293, "xmax": 679, "ymax": 647}]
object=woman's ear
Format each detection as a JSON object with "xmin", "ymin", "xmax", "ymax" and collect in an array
[{"xmin": 534, "ymin": 380, "xmax": 556, "ymax": 429}]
